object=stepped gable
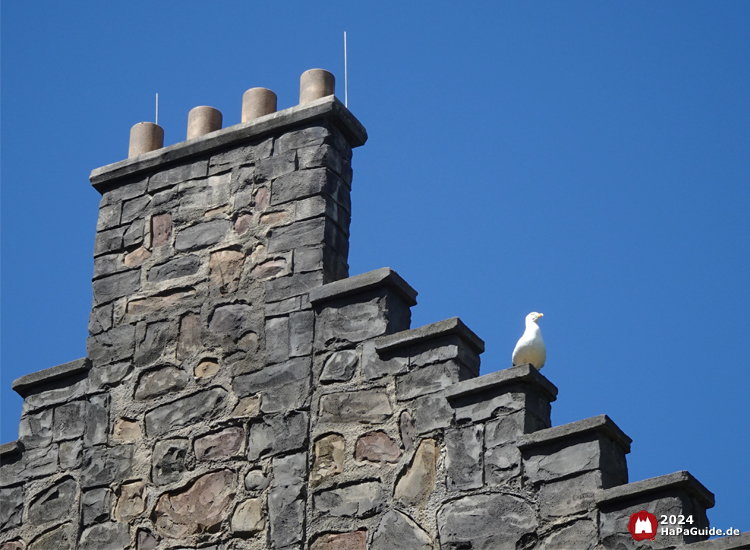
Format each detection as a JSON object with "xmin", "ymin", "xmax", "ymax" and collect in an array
[{"xmin": 1, "ymin": 69, "xmax": 748, "ymax": 550}]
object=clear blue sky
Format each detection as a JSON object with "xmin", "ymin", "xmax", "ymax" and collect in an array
[{"xmin": 2, "ymin": 0, "xmax": 749, "ymax": 534}]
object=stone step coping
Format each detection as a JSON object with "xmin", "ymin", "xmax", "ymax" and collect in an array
[
  {"xmin": 517, "ymin": 414, "xmax": 632, "ymax": 453},
  {"xmin": 596, "ymin": 470, "xmax": 715, "ymax": 509},
  {"xmin": 444, "ymin": 364, "xmax": 557, "ymax": 402},
  {"xmin": 677, "ymin": 531, "xmax": 750, "ymax": 550},
  {"xmin": 308, "ymin": 267, "xmax": 418, "ymax": 307},
  {"xmin": 374, "ymin": 316, "xmax": 485, "ymax": 355},
  {"xmin": 0, "ymin": 440, "xmax": 23, "ymax": 458},
  {"xmin": 90, "ymin": 95, "xmax": 367, "ymax": 190},
  {"xmin": 12, "ymin": 357, "xmax": 91, "ymax": 398}
]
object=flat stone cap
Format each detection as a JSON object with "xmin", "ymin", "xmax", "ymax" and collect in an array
[
  {"xmin": 676, "ymin": 530, "xmax": 750, "ymax": 550},
  {"xmin": 375, "ymin": 317, "xmax": 485, "ymax": 355},
  {"xmin": 597, "ymin": 470, "xmax": 715, "ymax": 509},
  {"xmin": 309, "ymin": 267, "xmax": 418, "ymax": 307},
  {"xmin": 12, "ymin": 357, "xmax": 91, "ymax": 397},
  {"xmin": 0, "ymin": 440, "xmax": 24, "ymax": 458},
  {"xmin": 90, "ymin": 95, "xmax": 367, "ymax": 190},
  {"xmin": 445, "ymin": 364, "xmax": 557, "ymax": 402},
  {"xmin": 517, "ymin": 414, "xmax": 632, "ymax": 453}
]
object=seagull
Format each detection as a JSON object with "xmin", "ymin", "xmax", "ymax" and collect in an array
[{"xmin": 512, "ymin": 312, "xmax": 546, "ymax": 370}]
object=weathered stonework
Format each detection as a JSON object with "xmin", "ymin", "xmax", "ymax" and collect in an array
[{"xmin": 1, "ymin": 86, "xmax": 747, "ymax": 550}]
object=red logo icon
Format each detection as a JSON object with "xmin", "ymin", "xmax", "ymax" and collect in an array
[{"xmin": 628, "ymin": 511, "xmax": 658, "ymax": 541}]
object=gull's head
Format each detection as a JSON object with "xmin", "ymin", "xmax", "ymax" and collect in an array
[{"xmin": 526, "ymin": 312, "xmax": 544, "ymax": 324}]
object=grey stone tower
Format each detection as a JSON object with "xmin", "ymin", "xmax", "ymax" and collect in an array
[{"xmin": 1, "ymin": 71, "xmax": 748, "ymax": 550}]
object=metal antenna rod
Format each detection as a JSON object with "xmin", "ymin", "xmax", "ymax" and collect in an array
[
  {"xmin": 344, "ymin": 32, "xmax": 348, "ymax": 108},
  {"xmin": 155, "ymin": 93, "xmax": 159, "ymax": 125}
]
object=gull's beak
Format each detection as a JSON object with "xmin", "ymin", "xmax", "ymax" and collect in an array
[{"xmin": 538, "ymin": 313, "xmax": 544, "ymax": 317}]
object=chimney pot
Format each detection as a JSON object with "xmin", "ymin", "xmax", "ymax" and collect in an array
[
  {"xmin": 242, "ymin": 88, "xmax": 277, "ymax": 122},
  {"xmin": 187, "ymin": 106, "xmax": 222, "ymax": 140},
  {"xmin": 299, "ymin": 69, "xmax": 335, "ymax": 104},
  {"xmin": 128, "ymin": 122, "xmax": 164, "ymax": 158}
]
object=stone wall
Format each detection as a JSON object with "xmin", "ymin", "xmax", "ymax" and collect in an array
[{"xmin": 1, "ymin": 89, "xmax": 748, "ymax": 550}]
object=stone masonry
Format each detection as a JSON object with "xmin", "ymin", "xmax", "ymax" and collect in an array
[{"xmin": 1, "ymin": 80, "xmax": 749, "ymax": 550}]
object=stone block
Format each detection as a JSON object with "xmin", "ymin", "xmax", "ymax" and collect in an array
[
  {"xmin": 319, "ymin": 390, "xmax": 392, "ymax": 424},
  {"xmin": 233, "ymin": 357, "xmax": 311, "ymax": 413},
  {"xmin": 320, "ymin": 349, "xmax": 358, "ymax": 383},
  {"xmin": 82, "ymin": 487, "xmax": 112, "ymax": 525},
  {"xmin": 446, "ymin": 425, "xmax": 484, "ymax": 491},
  {"xmin": 28, "ymin": 477, "xmax": 77, "ymax": 524},
  {"xmin": 209, "ymin": 138, "xmax": 272, "ymax": 174},
  {"xmin": 361, "ymin": 341, "xmax": 408, "ymax": 381},
  {"xmin": 79, "ymin": 521, "xmax": 131, "ymax": 550},
  {"xmin": 316, "ymin": 297, "xmax": 401, "ymax": 348},
  {"xmin": 265, "ymin": 271, "xmax": 326, "ymax": 303},
  {"xmin": 355, "ymin": 430, "xmax": 402, "ymax": 464},
  {"xmin": 400, "ymin": 411, "xmax": 416, "ymax": 452},
  {"xmin": 265, "ymin": 296, "xmax": 303, "ymax": 317},
  {"xmin": 113, "ymin": 418, "xmax": 141, "ymax": 442},
  {"xmin": 267, "ymin": 217, "xmax": 328, "ymax": 254},
  {"xmin": 114, "ymin": 480, "xmax": 145, "ymax": 521},
  {"xmin": 209, "ymin": 303, "xmax": 257, "ymax": 340},
  {"xmin": 136, "ymin": 529, "xmax": 159, "ymax": 550},
  {"xmin": 247, "ymin": 412, "xmax": 308, "ymax": 460},
  {"xmin": 90, "ymin": 361, "xmax": 131, "ymax": 389},
  {"xmin": 371, "ymin": 510, "xmax": 433, "ymax": 550},
  {"xmin": 255, "ymin": 149, "xmax": 297, "ymax": 182},
  {"xmin": 245, "ymin": 469, "xmax": 269, "ymax": 492},
  {"xmin": 412, "ymin": 392, "xmax": 454, "ymax": 434},
  {"xmin": 89, "ymin": 303, "xmax": 114, "ymax": 335},
  {"xmin": 231, "ymin": 498, "xmax": 265, "ymax": 536},
  {"xmin": 538, "ymin": 470, "xmax": 602, "ymax": 519},
  {"xmin": 265, "ymin": 316, "xmax": 290, "ymax": 364},
  {"xmin": 27, "ymin": 522, "xmax": 74, "ymax": 550},
  {"xmin": 194, "ymin": 426, "xmax": 244, "ymax": 461},
  {"xmin": 123, "ymin": 218, "xmax": 145, "ymax": 247},
  {"xmin": 121, "ymin": 194, "xmax": 151, "ymax": 224},
  {"xmin": 209, "ymin": 249, "xmax": 244, "ymax": 296},
  {"xmin": 97, "ymin": 202, "xmax": 122, "ymax": 230},
  {"xmin": 269, "ymin": 482, "xmax": 305, "ymax": 548},
  {"xmin": 484, "ymin": 410, "xmax": 547, "ymax": 448},
  {"xmin": 134, "ymin": 365, "xmax": 189, "ymax": 400},
  {"xmin": 153, "ymin": 469, "xmax": 236, "ymax": 538},
  {"xmin": 93, "ymin": 253, "xmax": 127, "ymax": 279},
  {"xmin": 311, "ymin": 433, "xmax": 345, "ymax": 485},
  {"xmin": 23, "ymin": 445, "xmax": 59, "ymax": 479},
  {"xmin": 395, "ymin": 360, "xmax": 468, "ymax": 401},
  {"xmin": 148, "ymin": 160, "xmax": 208, "ymax": 192},
  {"xmin": 19, "ymin": 408, "xmax": 53, "ymax": 449},
  {"xmin": 84, "ymin": 397, "xmax": 109, "ymax": 446},
  {"xmin": 87, "ymin": 323, "xmax": 136, "ymax": 365},
  {"xmin": 124, "ymin": 245, "xmax": 151, "ymax": 266},
  {"xmin": 53, "ymin": 401, "xmax": 86, "ymax": 441},
  {"xmin": 135, "ymin": 320, "xmax": 176, "ymax": 366},
  {"xmin": 145, "ymin": 387, "xmax": 228, "ymax": 437},
  {"xmin": 0, "ymin": 485, "xmax": 23, "ymax": 530},
  {"xmin": 94, "ymin": 226, "xmax": 126, "ymax": 256},
  {"xmin": 59, "ymin": 438, "xmax": 84, "ymax": 469},
  {"xmin": 314, "ymin": 480, "xmax": 384, "ymax": 517},
  {"xmin": 81, "ymin": 444, "xmax": 134, "ymax": 488},
  {"xmin": 484, "ymin": 444, "xmax": 521, "ymax": 485},
  {"xmin": 176, "ymin": 313, "xmax": 202, "ymax": 360},
  {"xmin": 395, "ymin": 438, "xmax": 438, "ymax": 507},
  {"xmin": 174, "ymin": 219, "xmax": 231, "ymax": 251},
  {"xmin": 147, "ymin": 255, "xmax": 201, "ymax": 282},
  {"xmin": 100, "ymin": 176, "xmax": 148, "ymax": 206},
  {"xmin": 92, "ymin": 269, "xmax": 141, "ymax": 304},
  {"xmin": 540, "ymin": 519, "xmax": 598, "ymax": 550},
  {"xmin": 438, "ymin": 493, "xmax": 538, "ymax": 550},
  {"xmin": 275, "ymin": 124, "xmax": 332, "ymax": 153},
  {"xmin": 251, "ymin": 255, "xmax": 292, "ymax": 280},
  {"xmin": 152, "ymin": 438, "xmax": 189, "ymax": 485},
  {"xmin": 311, "ymin": 531, "xmax": 367, "ymax": 550},
  {"xmin": 151, "ymin": 213, "xmax": 172, "ymax": 247},
  {"xmin": 451, "ymin": 383, "xmax": 551, "ymax": 425},
  {"xmin": 289, "ymin": 310, "xmax": 314, "ymax": 357}
]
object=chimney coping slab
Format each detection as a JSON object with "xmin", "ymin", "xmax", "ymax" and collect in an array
[
  {"xmin": 90, "ymin": 95, "xmax": 367, "ymax": 190},
  {"xmin": 308, "ymin": 267, "xmax": 417, "ymax": 307},
  {"xmin": 375, "ymin": 317, "xmax": 485, "ymax": 355},
  {"xmin": 0, "ymin": 440, "xmax": 24, "ymax": 458},
  {"xmin": 445, "ymin": 363, "xmax": 557, "ymax": 401},
  {"xmin": 12, "ymin": 357, "xmax": 91, "ymax": 398},
  {"xmin": 517, "ymin": 414, "xmax": 632, "ymax": 453},
  {"xmin": 596, "ymin": 470, "xmax": 715, "ymax": 509}
]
